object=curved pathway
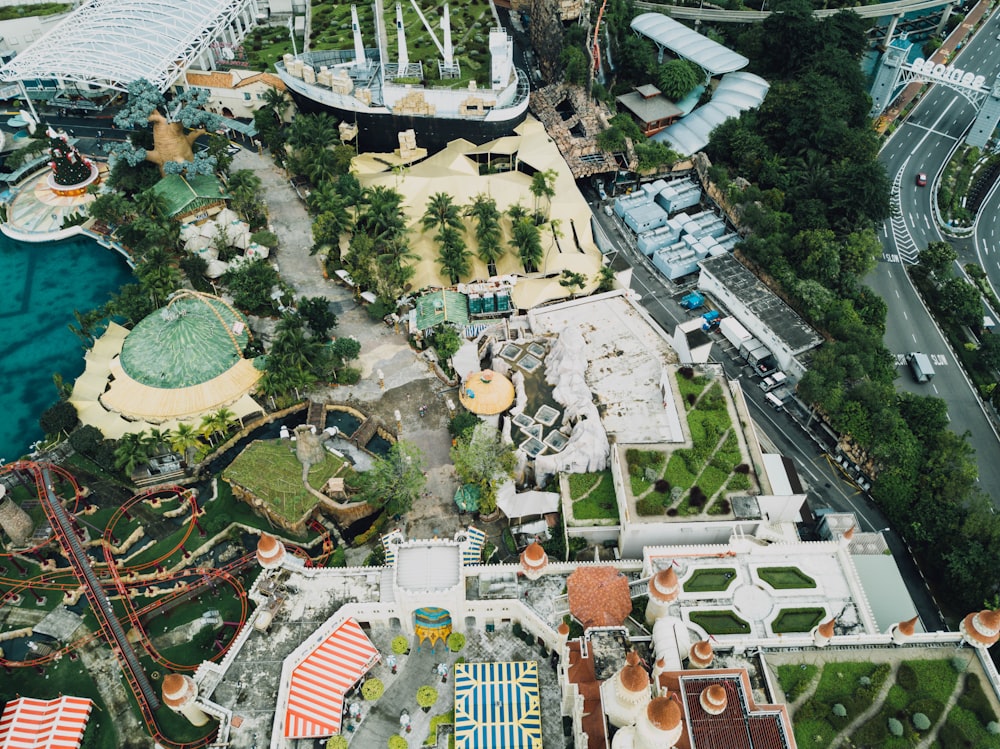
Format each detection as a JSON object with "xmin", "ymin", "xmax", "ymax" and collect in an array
[{"xmin": 826, "ymin": 663, "xmax": 900, "ymax": 748}]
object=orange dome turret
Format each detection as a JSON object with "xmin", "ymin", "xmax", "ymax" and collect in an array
[
  {"xmin": 700, "ymin": 684, "xmax": 728, "ymax": 715},
  {"xmin": 647, "ymin": 696, "xmax": 682, "ymax": 731},
  {"xmin": 689, "ymin": 639, "xmax": 713, "ymax": 669}
]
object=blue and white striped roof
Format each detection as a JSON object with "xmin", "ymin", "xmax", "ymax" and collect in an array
[{"xmin": 455, "ymin": 661, "xmax": 542, "ymax": 749}]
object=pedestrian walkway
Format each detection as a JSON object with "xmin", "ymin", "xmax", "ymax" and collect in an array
[{"xmin": 349, "ymin": 640, "xmax": 448, "ymax": 747}]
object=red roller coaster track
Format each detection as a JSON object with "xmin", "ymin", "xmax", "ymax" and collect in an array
[{"xmin": 0, "ymin": 462, "xmax": 255, "ymax": 749}]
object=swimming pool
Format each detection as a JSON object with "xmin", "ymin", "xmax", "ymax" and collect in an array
[{"xmin": 0, "ymin": 233, "xmax": 132, "ymax": 461}]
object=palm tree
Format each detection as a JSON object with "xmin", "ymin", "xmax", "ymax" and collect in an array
[
  {"xmin": 170, "ymin": 422, "xmax": 202, "ymax": 463},
  {"xmin": 114, "ymin": 432, "xmax": 151, "ymax": 478},
  {"xmin": 286, "ymin": 112, "xmax": 341, "ymax": 152},
  {"xmin": 226, "ymin": 169, "xmax": 262, "ymax": 199},
  {"xmin": 307, "ymin": 182, "xmax": 344, "ymax": 216},
  {"xmin": 260, "ymin": 85, "xmax": 290, "ymax": 123},
  {"xmin": 376, "ymin": 236, "xmax": 419, "ymax": 301},
  {"xmin": 511, "ymin": 218, "xmax": 543, "ymax": 273},
  {"xmin": 134, "ymin": 189, "xmax": 170, "ymax": 222},
  {"xmin": 529, "ymin": 169, "xmax": 558, "ymax": 219},
  {"xmin": 305, "ymin": 148, "xmax": 342, "ymax": 185},
  {"xmin": 437, "ymin": 226, "xmax": 472, "ymax": 284},
  {"xmin": 199, "ymin": 414, "xmax": 220, "ymax": 446},
  {"xmin": 359, "ymin": 186, "xmax": 406, "ymax": 240},
  {"xmin": 145, "ymin": 427, "xmax": 172, "ymax": 455},
  {"xmin": 421, "ymin": 192, "xmax": 463, "ymax": 235},
  {"xmin": 213, "ymin": 408, "xmax": 237, "ymax": 437},
  {"xmin": 465, "ymin": 194, "xmax": 504, "ymax": 274}
]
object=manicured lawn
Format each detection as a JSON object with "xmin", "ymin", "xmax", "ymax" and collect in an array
[
  {"xmin": 689, "ymin": 609, "xmax": 750, "ymax": 635},
  {"xmin": 683, "ymin": 567, "xmax": 737, "ymax": 593},
  {"xmin": 758, "ymin": 566, "xmax": 817, "ymax": 589},
  {"xmin": 570, "ymin": 471, "xmax": 619, "ymax": 521},
  {"xmin": 771, "ymin": 608, "xmax": 825, "ymax": 633}
]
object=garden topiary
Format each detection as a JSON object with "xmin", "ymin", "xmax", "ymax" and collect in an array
[
  {"xmin": 326, "ymin": 736, "xmax": 349, "ymax": 749},
  {"xmin": 637, "ymin": 497, "xmax": 662, "ymax": 516},
  {"xmin": 654, "ymin": 479, "xmax": 671, "ymax": 494},
  {"xmin": 897, "ymin": 663, "xmax": 918, "ymax": 691},
  {"xmin": 859, "ymin": 676, "xmax": 872, "ymax": 686},
  {"xmin": 416, "ymin": 685, "xmax": 439, "ymax": 712},
  {"xmin": 735, "ymin": 463, "xmax": 750, "ymax": 474},
  {"xmin": 362, "ymin": 678, "xmax": 384, "ymax": 701},
  {"xmin": 679, "ymin": 366, "xmax": 694, "ymax": 379},
  {"xmin": 988, "ymin": 721, "xmax": 1000, "ymax": 735},
  {"xmin": 388, "ymin": 736, "xmax": 408, "ymax": 749},
  {"xmin": 912, "ymin": 713, "xmax": 931, "ymax": 731},
  {"xmin": 888, "ymin": 718, "xmax": 904, "ymax": 737},
  {"xmin": 666, "ymin": 507, "xmax": 679, "ymax": 517},
  {"xmin": 447, "ymin": 632, "xmax": 465, "ymax": 652},
  {"xmin": 391, "ymin": 636, "xmax": 409, "ymax": 655},
  {"xmin": 832, "ymin": 704, "xmax": 847, "ymax": 717}
]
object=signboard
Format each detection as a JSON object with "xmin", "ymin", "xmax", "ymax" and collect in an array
[{"xmin": 909, "ymin": 58, "xmax": 986, "ymax": 89}]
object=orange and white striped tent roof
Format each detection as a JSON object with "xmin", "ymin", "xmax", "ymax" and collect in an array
[
  {"xmin": 284, "ymin": 617, "xmax": 380, "ymax": 738},
  {"xmin": 0, "ymin": 696, "xmax": 93, "ymax": 749}
]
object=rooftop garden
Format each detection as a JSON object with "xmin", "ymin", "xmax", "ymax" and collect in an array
[
  {"xmin": 222, "ymin": 439, "xmax": 349, "ymax": 524},
  {"xmin": 779, "ymin": 657, "xmax": 1000, "ymax": 749},
  {"xmin": 0, "ymin": 3, "xmax": 70, "ymax": 20},
  {"xmin": 566, "ymin": 470, "xmax": 619, "ymax": 522},
  {"xmin": 629, "ymin": 369, "xmax": 756, "ymax": 518}
]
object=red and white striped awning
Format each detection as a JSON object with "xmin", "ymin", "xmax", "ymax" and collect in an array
[
  {"xmin": 284, "ymin": 617, "xmax": 380, "ymax": 738},
  {"xmin": 0, "ymin": 696, "xmax": 93, "ymax": 749}
]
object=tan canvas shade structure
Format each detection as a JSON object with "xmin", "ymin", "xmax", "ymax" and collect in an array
[{"xmin": 459, "ymin": 369, "xmax": 515, "ymax": 415}]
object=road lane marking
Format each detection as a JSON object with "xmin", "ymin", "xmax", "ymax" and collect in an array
[{"xmin": 903, "ymin": 310, "xmax": 908, "ymax": 319}]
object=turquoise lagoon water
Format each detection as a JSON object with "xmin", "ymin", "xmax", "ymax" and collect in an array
[{"xmin": 0, "ymin": 233, "xmax": 132, "ymax": 461}]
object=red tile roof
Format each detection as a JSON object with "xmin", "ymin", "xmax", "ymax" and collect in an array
[
  {"xmin": 566, "ymin": 640, "xmax": 607, "ymax": 748},
  {"xmin": 566, "ymin": 566, "xmax": 632, "ymax": 630}
]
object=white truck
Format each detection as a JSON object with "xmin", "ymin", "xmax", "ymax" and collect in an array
[
  {"xmin": 759, "ymin": 371, "xmax": 788, "ymax": 393},
  {"xmin": 719, "ymin": 317, "xmax": 752, "ymax": 349},
  {"xmin": 906, "ymin": 352, "xmax": 935, "ymax": 383}
]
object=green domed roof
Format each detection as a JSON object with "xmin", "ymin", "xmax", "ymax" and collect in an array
[{"xmin": 120, "ymin": 292, "xmax": 251, "ymax": 389}]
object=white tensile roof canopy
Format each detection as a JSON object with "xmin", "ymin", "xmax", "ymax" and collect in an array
[
  {"xmin": 631, "ymin": 12, "xmax": 749, "ymax": 75},
  {"xmin": 0, "ymin": 0, "xmax": 255, "ymax": 93}
]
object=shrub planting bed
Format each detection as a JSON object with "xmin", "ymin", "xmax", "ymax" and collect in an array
[
  {"xmin": 689, "ymin": 609, "xmax": 750, "ymax": 635},
  {"xmin": 683, "ymin": 567, "xmax": 737, "ymax": 593},
  {"xmin": 758, "ymin": 567, "xmax": 817, "ymax": 589},
  {"xmin": 771, "ymin": 608, "xmax": 825, "ymax": 634}
]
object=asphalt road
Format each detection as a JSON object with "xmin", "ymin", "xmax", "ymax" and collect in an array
[
  {"xmin": 591, "ymin": 204, "xmax": 946, "ymax": 629},
  {"xmin": 870, "ymin": 15, "xmax": 1000, "ymax": 500}
]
